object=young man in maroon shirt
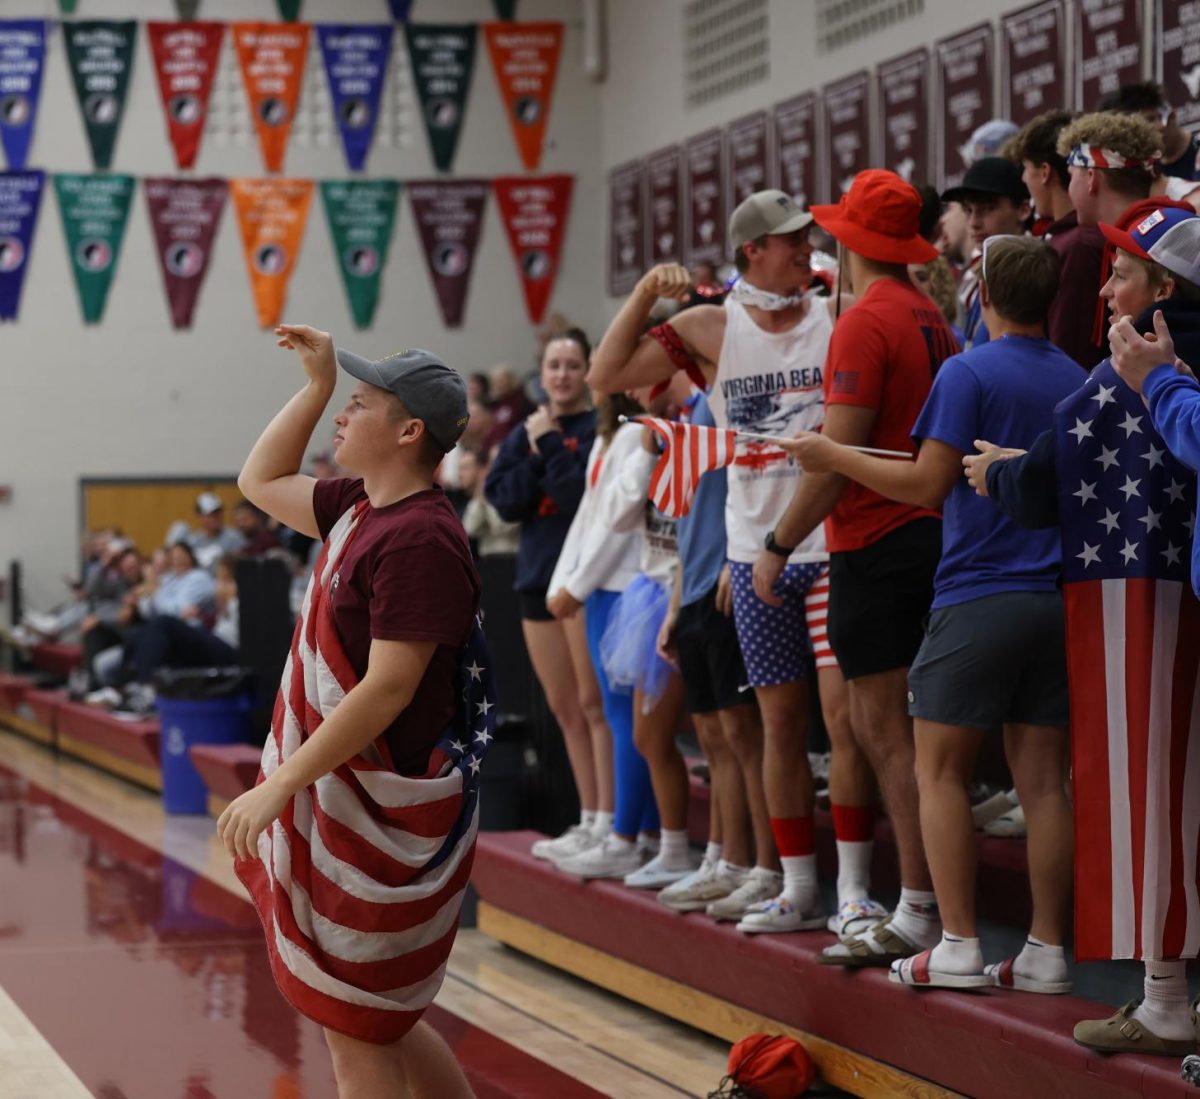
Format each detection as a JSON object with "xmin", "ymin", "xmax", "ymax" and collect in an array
[{"xmin": 218, "ymin": 323, "xmax": 480, "ymax": 1098}]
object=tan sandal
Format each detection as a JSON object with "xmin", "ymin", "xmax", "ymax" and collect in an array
[
  {"xmin": 1073, "ymin": 1000, "xmax": 1197, "ymax": 1056},
  {"xmin": 817, "ymin": 915, "xmax": 924, "ymax": 969}
]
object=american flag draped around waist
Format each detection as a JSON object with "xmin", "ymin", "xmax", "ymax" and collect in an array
[
  {"xmin": 1055, "ymin": 361, "xmax": 1200, "ymax": 961},
  {"xmin": 236, "ymin": 501, "xmax": 496, "ymax": 1041}
]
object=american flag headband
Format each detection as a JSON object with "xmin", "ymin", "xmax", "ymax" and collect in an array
[{"xmin": 1066, "ymin": 144, "xmax": 1161, "ymax": 173}]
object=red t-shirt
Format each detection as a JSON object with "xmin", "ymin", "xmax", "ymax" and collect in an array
[
  {"xmin": 312, "ymin": 478, "xmax": 481, "ymax": 776},
  {"xmin": 823, "ymin": 277, "xmax": 956, "ymax": 553}
]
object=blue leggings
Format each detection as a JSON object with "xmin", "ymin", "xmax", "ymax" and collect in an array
[{"xmin": 585, "ymin": 590, "xmax": 659, "ymax": 836}]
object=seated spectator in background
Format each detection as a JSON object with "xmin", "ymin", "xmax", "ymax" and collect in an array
[
  {"xmin": 467, "ymin": 372, "xmax": 490, "ymax": 404},
  {"xmin": 231, "ymin": 500, "xmax": 280, "ymax": 557},
  {"xmin": 483, "ymin": 364, "xmax": 535, "ymax": 453},
  {"xmin": 1009, "ymin": 109, "xmax": 1106, "ymax": 369},
  {"xmin": 76, "ymin": 547, "xmax": 144, "ymax": 691},
  {"xmin": 18, "ymin": 530, "xmax": 130, "ymax": 643},
  {"xmin": 439, "ymin": 395, "xmax": 496, "ymax": 497},
  {"xmin": 789, "ymin": 235, "xmax": 1078, "ymax": 994},
  {"xmin": 942, "ymin": 157, "xmax": 1031, "ymax": 348},
  {"xmin": 463, "ymin": 450, "xmax": 519, "ymax": 557},
  {"xmin": 184, "ymin": 492, "xmax": 246, "ymax": 571},
  {"xmin": 1100, "ymin": 81, "xmax": 1199, "ymax": 183}
]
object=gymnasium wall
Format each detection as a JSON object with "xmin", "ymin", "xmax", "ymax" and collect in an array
[{"xmin": 2, "ymin": 0, "xmax": 602, "ymax": 607}]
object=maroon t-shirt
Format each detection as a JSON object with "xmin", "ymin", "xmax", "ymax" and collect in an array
[{"xmin": 312, "ymin": 478, "xmax": 481, "ymax": 776}]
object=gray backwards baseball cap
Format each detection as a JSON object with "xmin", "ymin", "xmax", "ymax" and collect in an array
[
  {"xmin": 1148, "ymin": 217, "xmax": 1200, "ymax": 288},
  {"xmin": 335, "ymin": 346, "xmax": 469, "ymax": 452},
  {"xmin": 729, "ymin": 189, "xmax": 814, "ymax": 249}
]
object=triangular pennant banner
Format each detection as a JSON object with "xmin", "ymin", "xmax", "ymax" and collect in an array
[
  {"xmin": 321, "ymin": 179, "xmax": 400, "ymax": 328},
  {"xmin": 54, "ymin": 173, "xmax": 134, "ymax": 323},
  {"xmin": 317, "ymin": 24, "xmax": 393, "ymax": 172},
  {"xmin": 407, "ymin": 179, "xmax": 488, "ymax": 328},
  {"xmin": 492, "ymin": 174, "xmax": 572, "ymax": 325},
  {"xmin": 405, "ymin": 24, "xmax": 477, "ymax": 173},
  {"xmin": 0, "ymin": 21, "xmax": 49, "ymax": 171},
  {"xmin": 174, "ymin": 0, "xmax": 200, "ymax": 19},
  {"xmin": 233, "ymin": 22, "xmax": 309, "ymax": 174},
  {"xmin": 64, "ymin": 21, "xmax": 137, "ymax": 170},
  {"xmin": 276, "ymin": 0, "xmax": 302, "ymax": 20},
  {"xmin": 144, "ymin": 177, "xmax": 227, "ymax": 329},
  {"xmin": 147, "ymin": 22, "xmax": 223, "ymax": 170},
  {"xmin": 388, "ymin": 0, "xmax": 414, "ymax": 21},
  {"xmin": 230, "ymin": 178, "xmax": 312, "ymax": 328},
  {"xmin": 493, "ymin": 0, "xmax": 519, "ymax": 19},
  {"xmin": 484, "ymin": 22, "xmax": 561, "ymax": 171},
  {"xmin": 57, "ymin": 0, "xmax": 78, "ymax": 14},
  {"xmin": 0, "ymin": 171, "xmax": 44, "ymax": 321}
]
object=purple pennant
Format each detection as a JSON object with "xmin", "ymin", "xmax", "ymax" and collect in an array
[{"xmin": 388, "ymin": 0, "xmax": 413, "ymax": 21}]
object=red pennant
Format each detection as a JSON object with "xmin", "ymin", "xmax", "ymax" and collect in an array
[
  {"xmin": 233, "ymin": 22, "xmax": 309, "ymax": 174},
  {"xmin": 492, "ymin": 173, "xmax": 572, "ymax": 325},
  {"xmin": 483, "ymin": 22, "xmax": 562, "ymax": 171},
  {"xmin": 147, "ymin": 22, "xmax": 224, "ymax": 170}
]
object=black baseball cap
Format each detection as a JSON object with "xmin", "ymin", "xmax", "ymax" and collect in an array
[
  {"xmin": 941, "ymin": 157, "xmax": 1030, "ymax": 204},
  {"xmin": 335, "ymin": 347, "xmax": 469, "ymax": 453}
]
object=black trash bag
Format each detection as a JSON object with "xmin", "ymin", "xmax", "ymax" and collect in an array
[{"xmin": 153, "ymin": 666, "xmax": 258, "ymax": 701}]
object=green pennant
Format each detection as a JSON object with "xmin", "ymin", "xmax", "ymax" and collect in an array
[
  {"xmin": 405, "ymin": 23, "xmax": 477, "ymax": 173},
  {"xmin": 493, "ymin": 0, "xmax": 519, "ymax": 19},
  {"xmin": 64, "ymin": 21, "xmax": 136, "ymax": 170},
  {"xmin": 57, "ymin": 0, "xmax": 78, "ymax": 13},
  {"xmin": 276, "ymin": 0, "xmax": 302, "ymax": 20},
  {"xmin": 320, "ymin": 179, "xmax": 400, "ymax": 329},
  {"xmin": 54, "ymin": 173, "xmax": 134, "ymax": 323}
]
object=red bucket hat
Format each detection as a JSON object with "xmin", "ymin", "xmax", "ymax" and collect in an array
[{"xmin": 810, "ymin": 170, "xmax": 939, "ymax": 265}]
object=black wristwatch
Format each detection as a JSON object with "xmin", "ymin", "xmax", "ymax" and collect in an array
[{"xmin": 764, "ymin": 529, "xmax": 794, "ymax": 558}]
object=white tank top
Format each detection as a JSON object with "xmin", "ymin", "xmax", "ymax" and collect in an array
[{"xmin": 707, "ymin": 295, "xmax": 832, "ymax": 564}]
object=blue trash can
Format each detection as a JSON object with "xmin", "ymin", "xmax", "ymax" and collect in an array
[{"xmin": 158, "ymin": 695, "xmax": 253, "ymax": 814}]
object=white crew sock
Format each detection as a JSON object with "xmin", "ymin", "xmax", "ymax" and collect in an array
[
  {"xmin": 928, "ymin": 932, "xmax": 984, "ymax": 975},
  {"xmin": 835, "ymin": 839, "xmax": 872, "ymax": 904},
  {"xmin": 779, "ymin": 854, "xmax": 817, "ymax": 904},
  {"xmin": 581, "ymin": 809, "xmax": 596, "ymax": 830},
  {"xmin": 657, "ymin": 828, "xmax": 691, "ymax": 867},
  {"xmin": 1014, "ymin": 935, "xmax": 1068, "ymax": 984},
  {"xmin": 887, "ymin": 887, "xmax": 940, "ymax": 949},
  {"xmin": 704, "ymin": 841, "xmax": 723, "ymax": 865},
  {"xmin": 591, "ymin": 810, "xmax": 613, "ymax": 837},
  {"xmin": 1131, "ymin": 960, "xmax": 1193, "ymax": 1041}
]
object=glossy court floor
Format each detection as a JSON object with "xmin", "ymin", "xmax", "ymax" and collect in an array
[{"xmin": 0, "ymin": 730, "xmax": 731, "ymax": 1099}]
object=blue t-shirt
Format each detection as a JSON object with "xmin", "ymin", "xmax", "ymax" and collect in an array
[
  {"xmin": 676, "ymin": 393, "xmax": 729, "ymax": 607},
  {"xmin": 912, "ymin": 336, "xmax": 1081, "ymax": 608}
]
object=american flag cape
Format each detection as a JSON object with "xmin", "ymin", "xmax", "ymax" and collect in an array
[
  {"xmin": 1055, "ymin": 361, "xmax": 1200, "ymax": 961},
  {"xmin": 638, "ymin": 416, "xmax": 737, "ymax": 518},
  {"xmin": 235, "ymin": 501, "xmax": 496, "ymax": 1041}
]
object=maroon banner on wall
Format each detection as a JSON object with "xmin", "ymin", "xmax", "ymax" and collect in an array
[
  {"xmin": 823, "ymin": 71, "xmax": 870, "ymax": 201},
  {"xmin": 876, "ymin": 50, "xmax": 929, "ymax": 185},
  {"xmin": 1074, "ymin": 0, "xmax": 1142, "ymax": 112},
  {"xmin": 1157, "ymin": 1, "xmax": 1200, "ymax": 134},
  {"xmin": 407, "ymin": 179, "xmax": 488, "ymax": 328},
  {"xmin": 1002, "ymin": 1, "xmax": 1067, "ymax": 125},
  {"xmin": 608, "ymin": 159, "xmax": 643, "ymax": 296},
  {"xmin": 646, "ymin": 144, "xmax": 682, "ymax": 264},
  {"xmin": 936, "ymin": 23, "xmax": 996, "ymax": 191},
  {"xmin": 684, "ymin": 128, "xmax": 725, "ymax": 268},
  {"xmin": 725, "ymin": 111, "xmax": 771, "ymax": 211},
  {"xmin": 773, "ymin": 92, "xmax": 817, "ymax": 209}
]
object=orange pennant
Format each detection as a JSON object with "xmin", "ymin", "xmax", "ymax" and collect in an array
[
  {"xmin": 484, "ymin": 22, "xmax": 562, "ymax": 171},
  {"xmin": 233, "ymin": 22, "xmax": 309, "ymax": 174},
  {"xmin": 230, "ymin": 178, "xmax": 313, "ymax": 328}
]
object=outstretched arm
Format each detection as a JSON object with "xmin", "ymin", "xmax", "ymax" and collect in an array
[
  {"xmin": 589, "ymin": 264, "xmax": 722, "ymax": 393},
  {"xmin": 237, "ymin": 324, "xmax": 335, "ymax": 539}
]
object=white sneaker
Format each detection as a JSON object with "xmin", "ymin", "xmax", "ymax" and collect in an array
[
  {"xmin": 971, "ymin": 790, "xmax": 1015, "ymax": 830},
  {"xmin": 85, "ymin": 686, "xmax": 122, "ymax": 709},
  {"xmin": 983, "ymin": 804, "xmax": 1026, "ymax": 838},
  {"xmin": 623, "ymin": 851, "xmax": 698, "ymax": 890},
  {"xmin": 554, "ymin": 834, "xmax": 645, "ymax": 879},
  {"xmin": 659, "ymin": 859, "xmax": 747, "ymax": 912},
  {"xmin": 531, "ymin": 824, "xmax": 596, "ymax": 862},
  {"xmin": 22, "ymin": 611, "xmax": 59, "ymax": 636},
  {"xmin": 705, "ymin": 867, "xmax": 783, "ymax": 922},
  {"xmin": 737, "ymin": 894, "xmax": 827, "ymax": 934}
]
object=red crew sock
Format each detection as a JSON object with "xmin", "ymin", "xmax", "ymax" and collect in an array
[
  {"xmin": 831, "ymin": 803, "xmax": 875, "ymax": 843},
  {"xmin": 769, "ymin": 815, "xmax": 814, "ymax": 858}
]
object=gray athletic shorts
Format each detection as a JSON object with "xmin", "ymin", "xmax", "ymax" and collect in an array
[{"xmin": 906, "ymin": 590, "xmax": 1068, "ymax": 730}]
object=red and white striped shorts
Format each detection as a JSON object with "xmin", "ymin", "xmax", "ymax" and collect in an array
[{"xmin": 805, "ymin": 568, "xmax": 837, "ymax": 670}]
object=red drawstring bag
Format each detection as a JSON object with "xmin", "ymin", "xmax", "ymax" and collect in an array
[{"xmin": 707, "ymin": 1033, "xmax": 815, "ymax": 1099}]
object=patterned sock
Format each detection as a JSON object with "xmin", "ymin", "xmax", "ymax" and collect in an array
[
  {"xmin": 887, "ymin": 888, "xmax": 940, "ymax": 949},
  {"xmin": 832, "ymin": 803, "xmax": 875, "ymax": 904},
  {"xmin": 1132, "ymin": 960, "xmax": 1193, "ymax": 1041},
  {"xmin": 929, "ymin": 932, "xmax": 983, "ymax": 975},
  {"xmin": 1014, "ymin": 935, "xmax": 1068, "ymax": 984}
]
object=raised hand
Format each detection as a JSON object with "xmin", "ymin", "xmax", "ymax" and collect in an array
[
  {"xmin": 637, "ymin": 263, "xmax": 693, "ymax": 303},
  {"xmin": 275, "ymin": 323, "xmax": 336, "ymax": 389},
  {"xmin": 1109, "ymin": 310, "xmax": 1182, "ymax": 394}
]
